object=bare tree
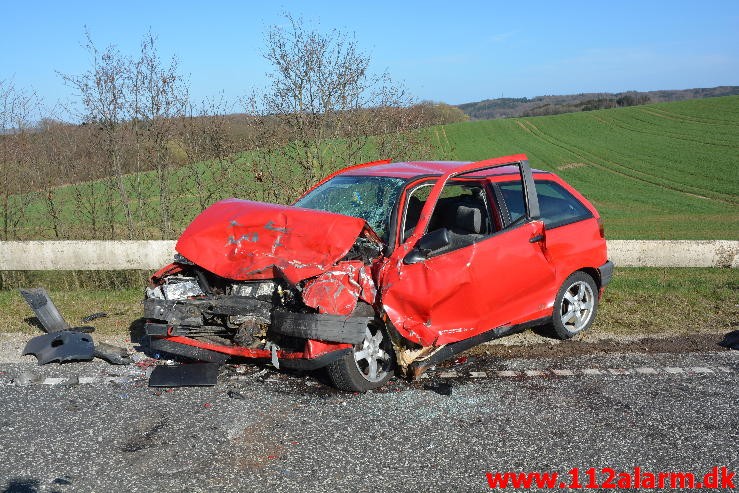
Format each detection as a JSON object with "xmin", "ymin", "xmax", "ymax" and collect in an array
[
  {"xmin": 0, "ymin": 79, "xmax": 40, "ymax": 239},
  {"xmin": 244, "ymin": 14, "xmax": 450, "ymax": 203},
  {"xmin": 180, "ymin": 94, "xmax": 235, "ymax": 213},
  {"xmin": 60, "ymin": 29, "xmax": 135, "ymax": 238},
  {"xmin": 58, "ymin": 29, "xmax": 193, "ymax": 239},
  {"xmin": 130, "ymin": 30, "xmax": 190, "ymax": 237}
]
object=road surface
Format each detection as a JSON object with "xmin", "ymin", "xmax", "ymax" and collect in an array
[{"xmin": 0, "ymin": 343, "xmax": 736, "ymax": 492}]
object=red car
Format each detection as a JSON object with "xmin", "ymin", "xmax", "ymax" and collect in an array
[{"xmin": 144, "ymin": 154, "xmax": 613, "ymax": 391}]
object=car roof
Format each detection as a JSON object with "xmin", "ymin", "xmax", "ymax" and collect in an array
[{"xmin": 340, "ymin": 160, "xmax": 549, "ymax": 179}]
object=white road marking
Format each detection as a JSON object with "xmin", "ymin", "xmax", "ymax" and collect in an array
[
  {"xmin": 5, "ymin": 363, "xmax": 735, "ymax": 387},
  {"xmin": 41, "ymin": 377, "xmax": 67, "ymax": 385},
  {"xmin": 423, "ymin": 365, "xmax": 735, "ymax": 380},
  {"xmin": 524, "ymin": 370, "xmax": 546, "ymax": 377}
]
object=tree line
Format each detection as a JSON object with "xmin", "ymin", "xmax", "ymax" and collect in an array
[{"xmin": 0, "ymin": 15, "xmax": 465, "ymax": 240}]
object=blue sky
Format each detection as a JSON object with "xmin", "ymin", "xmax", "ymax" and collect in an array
[{"xmin": 2, "ymin": 0, "xmax": 738, "ymax": 117}]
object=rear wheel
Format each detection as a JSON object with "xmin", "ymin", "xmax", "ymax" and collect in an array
[
  {"xmin": 326, "ymin": 322, "xmax": 395, "ymax": 392},
  {"xmin": 551, "ymin": 271, "xmax": 598, "ymax": 339}
]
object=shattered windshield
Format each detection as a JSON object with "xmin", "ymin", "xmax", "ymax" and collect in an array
[{"xmin": 295, "ymin": 175, "xmax": 407, "ymax": 243}]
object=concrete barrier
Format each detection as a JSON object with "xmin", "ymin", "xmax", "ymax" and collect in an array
[
  {"xmin": 0, "ymin": 239, "xmax": 736, "ymax": 270},
  {"xmin": 608, "ymin": 240, "xmax": 738, "ymax": 268},
  {"xmin": 0, "ymin": 241, "xmax": 177, "ymax": 270}
]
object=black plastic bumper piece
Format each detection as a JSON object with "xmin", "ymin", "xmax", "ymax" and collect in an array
[
  {"xmin": 599, "ymin": 260, "xmax": 615, "ymax": 287},
  {"xmin": 279, "ymin": 349, "xmax": 352, "ymax": 370},
  {"xmin": 270, "ymin": 310, "xmax": 371, "ymax": 344},
  {"xmin": 148, "ymin": 363, "xmax": 220, "ymax": 387},
  {"xmin": 19, "ymin": 288, "xmax": 70, "ymax": 333},
  {"xmin": 22, "ymin": 330, "xmax": 95, "ymax": 365}
]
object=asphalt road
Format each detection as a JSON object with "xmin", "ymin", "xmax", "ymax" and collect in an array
[{"xmin": 0, "ymin": 350, "xmax": 737, "ymax": 492}]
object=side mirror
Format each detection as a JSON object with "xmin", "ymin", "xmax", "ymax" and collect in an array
[
  {"xmin": 403, "ymin": 228, "xmax": 450, "ymax": 264},
  {"xmin": 527, "ymin": 219, "xmax": 546, "ymax": 244}
]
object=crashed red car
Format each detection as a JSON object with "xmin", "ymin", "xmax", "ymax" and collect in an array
[{"xmin": 144, "ymin": 154, "xmax": 613, "ymax": 391}]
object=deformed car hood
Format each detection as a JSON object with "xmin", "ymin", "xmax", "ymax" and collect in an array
[{"xmin": 176, "ymin": 199, "xmax": 379, "ymax": 283}]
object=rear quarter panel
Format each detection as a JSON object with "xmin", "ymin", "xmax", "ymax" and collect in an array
[{"xmin": 544, "ymin": 217, "xmax": 608, "ymax": 286}]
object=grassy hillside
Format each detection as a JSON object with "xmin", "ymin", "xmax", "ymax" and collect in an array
[
  {"xmin": 439, "ymin": 96, "xmax": 738, "ymax": 239},
  {"xmin": 9, "ymin": 96, "xmax": 739, "ymax": 240}
]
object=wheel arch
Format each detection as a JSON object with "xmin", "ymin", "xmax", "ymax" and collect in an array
[{"xmin": 572, "ymin": 266, "xmax": 601, "ymax": 289}]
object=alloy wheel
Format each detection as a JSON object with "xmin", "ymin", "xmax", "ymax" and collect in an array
[{"xmin": 560, "ymin": 280, "xmax": 595, "ymax": 332}]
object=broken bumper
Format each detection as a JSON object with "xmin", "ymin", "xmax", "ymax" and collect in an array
[
  {"xmin": 143, "ymin": 294, "xmax": 364, "ymax": 368},
  {"xmin": 599, "ymin": 260, "xmax": 615, "ymax": 287},
  {"xmin": 143, "ymin": 296, "xmax": 370, "ymax": 344}
]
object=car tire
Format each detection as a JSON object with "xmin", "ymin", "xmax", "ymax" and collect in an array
[
  {"xmin": 551, "ymin": 271, "xmax": 599, "ymax": 340},
  {"xmin": 326, "ymin": 321, "xmax": 395, "ymax": 392}
]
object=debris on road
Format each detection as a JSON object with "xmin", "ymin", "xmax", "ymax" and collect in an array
[
  {"xmin": 13, "ymin": 370, "xmax": 41, "ymax": 386},
  {"xmin": 22, "ymin": 331, "xmax": 95, "ymax": 365},
  {"xmin": 719, "ymin": 330, "xmax": 739, "ymax": 350},
  {"xmin": 81, "ymin": 312, "xmax": 108, "ymax": 323},
  {"xmin": 94, "ymin": 342, "xmax": 132, "ymax": 365},
  {"xmin": 227, "ymin": 389, "xmax": 246, "ymax": 400},
  {"xmin": 148, "ymin": 363, "xmax": 220, "ymax": 387},
  {"xmin": 20, "ymin": 287, "xmax": 132, "ymax": 366},
  {"xmin": 423, "ymin": 381, "xmax": 453, "ymax": 396},
  {"xmin": 19, "ymin": 287, "xmax": 71, "ymax": 333}
]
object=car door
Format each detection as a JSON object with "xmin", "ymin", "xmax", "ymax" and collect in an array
[
  {"xmin": 496, "ymin": 178, "xmax": 607, "ymax": 281},
  {"xmin": 379, "ymin": 157, "xmax": 557, "ymax": 347}
]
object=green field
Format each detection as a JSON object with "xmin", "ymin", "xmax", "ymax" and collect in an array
[
  {"xmin": 10, "ymin": 96, "xmax": 739, "ymax": 240},
  {"xmin": 438, "ymin": 96, "xmax": 739, "ymax": 239}
]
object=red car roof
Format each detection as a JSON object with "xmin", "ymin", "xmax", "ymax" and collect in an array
[
  {"xmin": 340, "ymin": 160, "xmax": 547, "ymax": 179},
  {"xmin": 299, "ymin": 155, "xmax": 550, "ymax": 200}
]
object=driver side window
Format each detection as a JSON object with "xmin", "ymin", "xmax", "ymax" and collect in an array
[
  {"xmin": 401, "ymin": 184, "xmax": 433, "ymax": 243},
  {"xmin": 401, "ymin": 181, "xmax": 494, "ymax": 255}
]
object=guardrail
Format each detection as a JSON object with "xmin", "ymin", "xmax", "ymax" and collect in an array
[{"xmin": 0, "ymin": 240, "xmax": 736, "ymax": 270}]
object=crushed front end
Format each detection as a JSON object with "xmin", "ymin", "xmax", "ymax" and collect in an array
[{"xmin": 142, "ymin": 199, "xmax": 384, "ymax": 369}]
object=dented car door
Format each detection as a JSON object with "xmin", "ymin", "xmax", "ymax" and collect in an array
[{"xmin": 379, "ymin": 156, "xmax": 557, "ymax": 347}]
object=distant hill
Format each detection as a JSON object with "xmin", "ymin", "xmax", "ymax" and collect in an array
[{"xmin": 456, "ymin": 86, "xmax": 739, "ymax": 120}]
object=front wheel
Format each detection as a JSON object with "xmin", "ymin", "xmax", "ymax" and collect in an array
[
  {"xmin": 551, "ymin": 271, "xmax": 598, "ymax": 339},
  {"xmin": 326, "ymin": 323, "xmax": 395, "ymax": 392}
]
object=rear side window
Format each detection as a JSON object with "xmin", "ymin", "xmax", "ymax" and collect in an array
[{"xmin": 497, "ymin": 180, "xmax": 593, "ymax": 228}]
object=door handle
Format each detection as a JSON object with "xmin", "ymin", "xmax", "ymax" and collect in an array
[{"xmin": 529, "ymin": 234, "xmax": 545, "ymax": 243}]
